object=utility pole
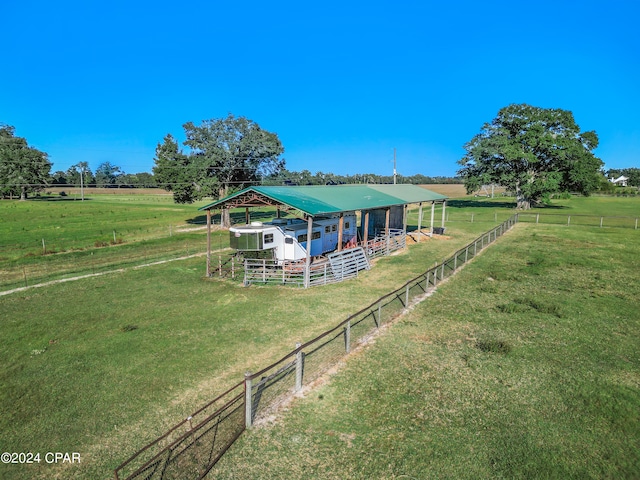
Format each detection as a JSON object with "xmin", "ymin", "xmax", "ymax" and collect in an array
[
  {"xmin": 80, "ymin": 164, "xmax": 84, "ymax": 201},
  {"xmin": 393, "ymin": 148, "xmax": 397, "ymax": 185}
]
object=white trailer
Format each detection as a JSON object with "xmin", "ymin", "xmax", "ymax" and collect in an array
[{"xmin": 229, "ymin": 214, "xmax": 357, "ymax": 262}]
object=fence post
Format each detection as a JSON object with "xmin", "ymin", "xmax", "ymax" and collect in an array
[
  {"xmin": 405, "ymin": 284, "xmax": 410, "ymax": 307},
  {"xmin": 345, "ymin": 321, "xmax": 351, "ymax": 354},
  {"xmin": 636, "ymin": 218, "xmax": 638, "ymax": 230},
  {"xmin": 454, "ymin": 252, "xmax": 457, "ymax": 271},
  {"xmin": 244, "ymin": 372, "xmax": 253, "ymax": 428},
  {"xmin": 471, "ymin": 213, "xmax": 474, "ymax": 223},
  {"xmin": 465, "ymin": 246, "xmax": 469, "ymax": 263},
  {"xmin": 567, "ymin": 216, "xmax": 571, "ymax": 226},
  {"xmin": 441, "ymin": 262, "xmax": 445, "ymax": 279},
  {"xmin": 377, "ymin": 303, "xmax": 381, "ymax": 327},
  {"xmin": 600, "ymin": 217, "xmax": 603, "ymax": 228},
  {"xmin": 536, "ymin": 213, "xmax": 539, "ymax": 224},
  {"xmin": 295, "ymin": 344, "xmax": 303, "ymax": 392}
]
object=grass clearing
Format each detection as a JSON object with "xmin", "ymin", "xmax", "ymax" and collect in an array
[
  {"xmin": 0, "ymin": 215, "xmax": 477, "ymax": 479},
  {"xmin": 211, "ymin": 224, "xmax": 640, "ymax": 479},
  {"xmin": 1, "ymin": 193, "xmax": 637, "ymax": 479}
]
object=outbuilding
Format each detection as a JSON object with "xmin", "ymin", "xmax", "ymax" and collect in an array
[{"xmin": 199, "ymin": 184, "xmax": 447, "ymax": 287}]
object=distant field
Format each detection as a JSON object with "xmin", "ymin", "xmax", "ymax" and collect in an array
[
  {"xmin": 45, "ymin": 186, "xmax": 171, "ymax": 196},
  {"xmin": 421, "ymin": 183, "xmax": 506, "ymax": 198}
]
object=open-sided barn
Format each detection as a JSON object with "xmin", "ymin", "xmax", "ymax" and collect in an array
[{"xmin": 199, "ymin": 184, "xmax": 447, "ymax": 287}]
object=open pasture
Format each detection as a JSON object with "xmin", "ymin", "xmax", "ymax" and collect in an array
[
  {"xmin": 212, "ymin": 223, "xmax": 640, "ymax": 479},
  {"xmin": 0, "ymin": 194, "xmax": 637, "ymax": 479}
]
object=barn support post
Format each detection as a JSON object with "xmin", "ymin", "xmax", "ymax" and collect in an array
[
  {"xmin": 403, "ymin": 204, "xmax": 408, "ymax": 234},
  {"xmin": 295, "ymin": 344, "xmax": 303, "ymax": 392},
  {"xmin": 304, "ymin": 215, "xmax": 313, "ymax": 288},
  {"xmin": 363, "ymin": 210, "xmax": 370, "ymax": 246},
  {"xmin": 417, "ymin": 202, "xmax": 423, "ymax": 242},
  {"xmin": 441, "ymin": 200, "xmax": 446, "ymax": 228},
  {"xmin": 244, "ymin": 372, "xmax": 253, "ymax": 428},
  {"xmin": 206, "ymin": 209, "xmax": 212, "ymax": 277},
  {"xmin": 338, "ymin": 213, "xmax": 344, "ymax": 251},
  {"xmin": 385, "ymin": 208, "xmax": 390, "ymax": 255},
  {"xmin": 245, "ymin": 208, "xmax": 250, "ymax": 224},
  {"xmin": 430, "ymin": 202, "xmax": 435, "ymax": 236}
]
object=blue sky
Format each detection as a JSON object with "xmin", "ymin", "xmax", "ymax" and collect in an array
[{"xmin": 3, "ymin": 0, "xmax": 639, "ymax": 178}]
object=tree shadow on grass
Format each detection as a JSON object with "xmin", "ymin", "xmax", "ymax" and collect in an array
[
  {"xmin": 448, "ymin": 199, "xmax": 567, "ymax": 210},
  {"xmin": 28, "ymin": 196, "xmax": 94, "ymax": 202},
  {"xmin": 448, "ymin": 199, "xmax": 516, "ymax": 209}
]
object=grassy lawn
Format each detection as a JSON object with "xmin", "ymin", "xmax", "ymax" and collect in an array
[
  {"xmin": 0, "ymin": 207, "xmax": 480, "ymax": 480},
  {"xmin": 211, "ymin": 223, "xmax": 640, "ymax": 479},
  {"xmin": 0, "ymin": 193, "xmax": 637, "ymax": 479}
]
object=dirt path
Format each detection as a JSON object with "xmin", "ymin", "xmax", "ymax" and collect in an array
[{"xmin": 0, "ymin": 252, "xmax": 209, "ymax": 297}]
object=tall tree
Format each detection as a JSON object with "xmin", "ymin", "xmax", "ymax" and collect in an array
[
  {"xmin": 152, "ymin": 134, "xmax": 195, "ymax": 203},
  {"xmin": 95, "ymin": 161, "xmax": 122, "ymax": 187},
  {"xmin": 0, "ymin": 125, "xmax": 51, "ymax": 200},
  {"xmin": 457, "ymin": 104, "xmax": 602, "ymax": 209},
  {"xmin": 154, "ymin": 114, "xmax": 285, "ymax": 226}
]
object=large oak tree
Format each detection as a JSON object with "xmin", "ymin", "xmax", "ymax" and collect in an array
[
  {"xmin": 153, "ymin": 114, "xmax": 285, "ymax": 226},
  {"xmin": 0, "ymin": 125, "xmax": 51, "ymax": 200},
  {"xmin": 457, "ymin": 104, "xmax": 602, "ymax": 209}
]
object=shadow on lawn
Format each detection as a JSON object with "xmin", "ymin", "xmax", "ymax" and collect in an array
[
  {"xmin": 29, "ymin": 196, "xmax": 94, "ymax": 202},
  {"xmin": 448, "ymin": 199, "xmax": 567, "ymax": 210}
]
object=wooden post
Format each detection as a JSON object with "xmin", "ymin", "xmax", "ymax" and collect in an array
[
  {"xmin": 417, "ymin": 203, "xmax": 423, "ymax": 242},
  {"xmin": 441, "ymin": 200, "xmax": 446, "ymax": 228},
  {"xmin": 363, "ymin": 210, "xmax": 370, "ymax": 245},
  {"xmin": 375, "ymin": 304, "xmax": 381, "ymax": 328},
  {"xmin": 304, "ymin": 215, "xmax": 313, "ymax": 288},
  {"xmin": 568, "ymin": 216, "xmax": 571, "ymax": 226},
  {"xmin": 245, "ymin": 208, "xmax": 250, "ymax": 224},
  {"xmin": 403, "ymin": 204, "xmax": 408, "ymax": 235},
  {"xmin": 430, "ymin": 201, "xmax": 435, "ymax": 236},
  {"xmin": 405, "ymin": 284, "xmax": 410, "ymax": 307},
  {"xmin": 295, "ymin": 344, "xmax": 303, "ymax": 392},
  {"xmin": 385, "ymin": 208, "xmax": 390, "ymax": 254},
  {"xmin": 600, "ymin": 217, "xmax": 603, "ymax": 228},
  {"xmin": 345, "ymin": 321, "xmax": 351, "ymax": 354},
  {"xmin": 244, "ymin": 372, "xmax": 253, "ymax": 428},
  {"xmin": 337, "ymin": 212, "xmax": 344, "ymax": 252},
  {"xmin": 206, "ymin": 209, "xmax": 212, "ymax": 277},
  {"xmin": 471, "ymin": 213, "xmax": 474, "ymax": 223}
]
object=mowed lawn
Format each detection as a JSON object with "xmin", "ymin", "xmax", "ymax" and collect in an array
[
  {"xmin": 0, "ymin": 194, "xmax": 637, "ymax": 479},
  {"xmin": 0, "ymin": 216, "xmax": 478, "ymax": 480},
  {"xmin": 211, "ymin": 223, "xmax": 640, "ymax": 479}
]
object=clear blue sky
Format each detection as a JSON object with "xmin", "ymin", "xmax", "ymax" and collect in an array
[{"xmin": 3, "ymin": 0, "xmax": 639, "ymax": 178}]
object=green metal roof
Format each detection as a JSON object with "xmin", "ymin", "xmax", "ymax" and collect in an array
[{"xmin": 199, "ymin": 184, "xmax": 446, "ymax": 216}]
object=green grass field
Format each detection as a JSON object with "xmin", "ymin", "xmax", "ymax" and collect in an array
[
  {"xmin": 0, "ymin": 193, "xmax": 638, "ymax": 479},
  {"xmin": 212, "ymin": 223, "xmax": 640, "ymax": 479}
]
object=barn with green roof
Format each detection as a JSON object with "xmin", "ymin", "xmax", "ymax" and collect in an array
[{"xmin": 199, "ymin": 184, "xmax": 447, "ymax": 287}]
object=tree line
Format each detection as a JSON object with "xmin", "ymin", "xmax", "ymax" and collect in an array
[{"xmin": 2, "ymin": 109, "xmax": 638, "ymax": 203}]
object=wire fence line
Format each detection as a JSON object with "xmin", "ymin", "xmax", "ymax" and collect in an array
[
  {"xmin": 444, "ymin": 211, "xmax": 639, "ymax": 229},
  {"xmin": 114, "ymin": 213, "xmax": 519, "ymax": 480}
]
